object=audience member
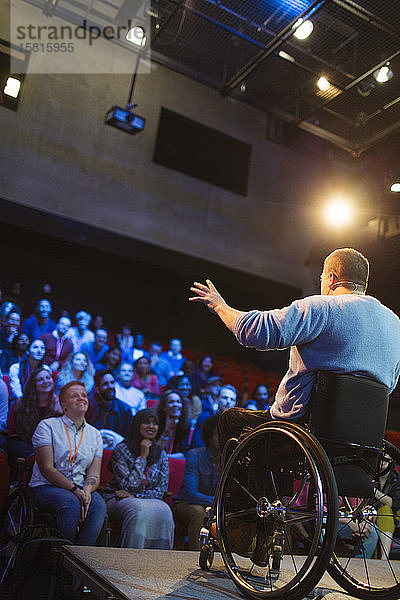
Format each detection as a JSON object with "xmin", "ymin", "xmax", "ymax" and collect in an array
[
  {"xmin": 67, "ymin": 311, "xmax": 94, "ymax": 352},
  {"xmin": 160, "ymin": 338, "xmax": 185, "ymax": 379},
  {"xmin": 166, "ymin": 375, "xmax": 202, "ymax": 420},
  {"xmin": 0, "ymin": 301, "xmax": 19, "ymax": 325},
  {"xmin": 116, "ymin": 324, "xmax": 134, "ymax": 363},
  {"xmin": 97, "ymin": 346, "xmax": 122, "ymax": 378},
  {"xmin": 9, "ymin": 338, "xmax": 46, "ymax": 399},
  {"xmin": 200, "ymin": 375, "xmax": 223, "ymax": 416},
  {"xmin": 192, "ymin": 384, "xmax": 237, "ymax": 448},
  {"xmin": 193, "ymin": 355, "xmax": 215, "ymax": 395},
  {"xmin": 115, "ymin": 363, "xmax": 146, "ymax": 414},
  {"xmin": 0, "ymin": 332, "xmax": 30, "ymax": 374},
  {"xmin": 29, "ymin": 381, "xmax": 107, "ymax": 545},
  {"xmin": 56, "ymin": 351, "xmax": 95, "ymax": 394},
  {"xmin": 81, "ymin": 328, "xmax": 109, "ymax": 371},
  {"xmin": 0, "ymin": 310, "xmax": 21, "ymax": 351},
  {"xmin": 22, "ymin": 299, "xmax": 56, "ymax": 340},
  {"xmin": 131, "ymin": 333, "xmax": 149, "ymax": 361},
  {"xmin": 5, "ymin": 366, "xmax": 62, "ymax": 464},
  {"xmin": 244, "ymin": 384, "xmax": 270, "ymax": 411},
  {"xmin": 86, "ymin": 370, "xmax": 132, "ymax": 438},
  {"xmin": 40, "ymin": 316, "xmax": 73, "ymax": 372},
  {"xmin": 149, "ymin": 341, "xmax": 170, "ymax": 387},
  {"xmin": 104, "ymin": 408, "xmax": 174, "ymax": 549},
  {"xmin": 173, "ymin": 415, "xmax": 219, "ymax": 550},
  {"xmin": 93, "ymin": 315, "xmax": 104, "ymax": 330},
  {"xmin": 131, "ymin": 356, "xmax": 159, "ymax": 397},
  {"xmin": 157, "ymin": 389, "xmax": 190, "ymax": 457}
]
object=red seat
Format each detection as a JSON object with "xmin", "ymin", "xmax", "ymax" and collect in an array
[
  {"xmin": 165, "ymin": 457, "xmax": 185, "ymax": 508},
  {"xmin": 2, "ymin": 375, "xmax": 11, "ymax": 397},
  {"xmin": 146, "ymin": 398, "xmax": 158, "ymax": 409},
  {"xmin": 386, "ymin": 430, "xmax": 400, "ymax": 450},
  {"xmin": 100, "ymin": 448, "xmax": 113, "ymax": 487},
  {"xmin": 7, "ymin": 402, "xmax": 15, "ymax": 433}
]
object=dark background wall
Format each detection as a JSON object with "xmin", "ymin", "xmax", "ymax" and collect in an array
[{"xmin": 0, "ymin": 199, "xmax": 299, "ymax": 370}]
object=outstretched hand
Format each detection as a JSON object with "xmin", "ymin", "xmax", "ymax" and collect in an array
[{"xmin": 189, "ymin": 279, "xmax": 227, "ymax": 314}]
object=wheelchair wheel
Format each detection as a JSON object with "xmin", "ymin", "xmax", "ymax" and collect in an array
[
  {"xmin": 0, "ymin": 487, "xmax": 35, "ymax": 585},
  {"xmin": 215, "ymin": 421, "xmax": 338, "ymax": 600},
  {"xmin": 199, "ymin": 542, "xmax": 215, "ymax": 571},
  {"xmin": 328, "ymin": 440, "xmax": 400, "ymax": 600}
]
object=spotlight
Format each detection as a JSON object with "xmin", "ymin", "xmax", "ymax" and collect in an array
[
  {"xmin": 324, "ymin": 200, "xmax": 353, "ymax": 226},
  {"xmin": 3, "ymin": 77, "xmax": 21, "ymax": 98},
  {"xmin": 390, "ymin": 183, "xmax": 400, "ymax": 192},
  {"xmin": 126, "ymin": 26, "xmax": 146, "ymax": 46},
  {"xmin": 373, "ymin": 65, "xmax": 393, "ymax": 83},
  {"xmin": 317, "ymin": 77, "xmax": 330, "ymax": 91},
  {"xmin": 293, "ymin": 19, "xmax": 313, "ymax": 40}
]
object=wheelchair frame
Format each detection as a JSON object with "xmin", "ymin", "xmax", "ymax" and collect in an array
[{"xmin": 199, "ymin": 420, "xmax": 400, "ymax": 600}]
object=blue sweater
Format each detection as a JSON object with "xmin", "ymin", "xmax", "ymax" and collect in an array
[
  {"xmin": 175, "ymin": 447, "xmax": 218, "ymax": 506},
  {"xmin": 233, "ymin": 294, "xmax": 400, "ymax": 420}
]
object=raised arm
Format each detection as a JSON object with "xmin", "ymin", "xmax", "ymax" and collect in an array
[{"xmin": 189, "ymin": 280, "xmax": 245, "ymax": 333}]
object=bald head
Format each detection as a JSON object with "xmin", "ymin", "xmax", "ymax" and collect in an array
[{"xmin": 323, "ymin": 248, "xmax": 369, "ymax": 293}]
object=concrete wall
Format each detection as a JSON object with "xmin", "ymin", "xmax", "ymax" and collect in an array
[{"xmin": 0, "ymin": 1, "xmax": 337, "ymax": 294}]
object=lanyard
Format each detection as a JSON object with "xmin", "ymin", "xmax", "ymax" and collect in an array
[
  {"xmin": 142, "ymin": 466, "xmax": 151, "ymax": 491},
  {"xmin": 64, "ymin": 422, "xmax": 85, "ymax": 472}
]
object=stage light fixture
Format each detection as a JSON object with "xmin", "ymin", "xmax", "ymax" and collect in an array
[
  {"xmin": 324, "ymin": 199, "xmax": 353, "ymax": 226},
  {"xmin": 3, "ymin": 77, "xmax": 21, "ymax": 98},
  {"xmin": 293, "ymin": 19, "xmax": 313, "ymax": 40},
  {"xmin": 373, "ymin": 64, "xmax": 393, "ymax": 83},
  {"xmin": 126, "ymin": 26, "xmax": 146, "ymax": 46},
  {"xmin": 317, "ymin": 77, "xmax": 330, "ymax": 91}
]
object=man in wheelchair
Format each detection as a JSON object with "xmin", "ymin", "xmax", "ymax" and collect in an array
[{"xmin": 190, "ymin": 248, "xmax": 400, "ymax": 600}]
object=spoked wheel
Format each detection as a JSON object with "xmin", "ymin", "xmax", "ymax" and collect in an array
[
  {"xmin": 0, "ymin": 488, "xmax": 34, "ymax": 585},
  {"xmin": 215, "ymin": 421, "xmax": 338, "ymax": 600},
  {"xmin": 328, "ymin": 440, "xmax": 400, "ymax": 600}
]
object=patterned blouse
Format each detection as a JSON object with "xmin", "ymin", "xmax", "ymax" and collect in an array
[{"xmin": 104, "ymin": 442, "xmax": 169, "ymax": 501}]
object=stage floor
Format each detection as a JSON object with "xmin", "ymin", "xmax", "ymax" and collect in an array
[{"xmin": 60, "ymin": 547, "xmax": 398, "ymax": 600}]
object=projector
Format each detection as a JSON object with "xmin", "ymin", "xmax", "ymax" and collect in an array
[{"xmin": 105, "ymin": 106, "xmax": 145, "ymax": 134}]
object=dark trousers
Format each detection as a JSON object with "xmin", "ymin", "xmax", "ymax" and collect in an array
[{"xmin": 217, "ymin": 407, "xmax": 272, "ymax": 455}]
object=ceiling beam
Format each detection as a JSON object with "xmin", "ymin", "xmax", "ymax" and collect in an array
[
  {"xmin": 220, "ymin": 0, "xmax": 327, "ymax": 96},
  {"xmin": 331, "ymin": 0, "xmax": 400, "ymax": 40}
]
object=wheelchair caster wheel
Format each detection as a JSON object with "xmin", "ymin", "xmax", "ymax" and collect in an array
[{"xmin": 199, "ymin": 543, "xmax": 214, "ymax": 571}]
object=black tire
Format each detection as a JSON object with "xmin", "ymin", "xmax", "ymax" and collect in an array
[
  {"xmin": 199, "ymin": 543, "xmax": 214, "ymax": 571},
  {"xmin": 0, "ymin": 487, "xmax": 35, "ymax": 585},
  {"xmin": 215, "ymin": 421, "xmax": 338, "ymax": 600},
  {"xmin": 328, "ymin": 440, "xmax": 400, "ymax": 600}
]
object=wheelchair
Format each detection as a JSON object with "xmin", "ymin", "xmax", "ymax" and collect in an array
[{"xmin": 199, "ymin": 371, "xmax": 400, "ymax": 600}]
